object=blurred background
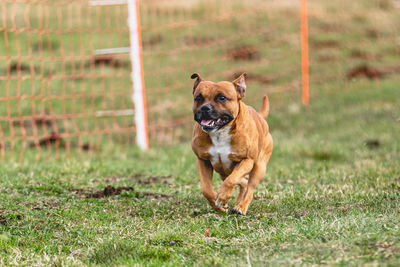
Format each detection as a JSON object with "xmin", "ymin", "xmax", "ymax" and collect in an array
[{"xmin": 0, "ymin": 0, "xmax": 399, "ymax": 160}]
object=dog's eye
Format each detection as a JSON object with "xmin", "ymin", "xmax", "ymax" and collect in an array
[
  {"xmin": 195, "ymin": 94, "xmax": 204, "ymax": 102},
  {"xmin": 216, "ymin": 94, "xmax": 227, "ymax": 102}
]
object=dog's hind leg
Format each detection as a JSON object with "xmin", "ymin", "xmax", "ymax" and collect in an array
[{"xmin": 235, "ymin": 175, "xmax": 248, "ymax": 204}]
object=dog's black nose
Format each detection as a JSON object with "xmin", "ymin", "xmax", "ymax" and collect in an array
[{"xmin": 200, "ymin": 104, "xmax": 212, "ymax": 112}]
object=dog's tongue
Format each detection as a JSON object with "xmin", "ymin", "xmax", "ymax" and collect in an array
[{"xmin": 201, "ymin": 120, "xmax": 213, "ymax": 126}]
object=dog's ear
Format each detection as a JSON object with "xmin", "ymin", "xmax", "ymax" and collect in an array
[
  {"xmin": 232, "ymin": 72, "xmax": 247, "ymax": 99},
  {"xmin": 191, "ymin": 73, "xmax": 204, "ymax": 94}
]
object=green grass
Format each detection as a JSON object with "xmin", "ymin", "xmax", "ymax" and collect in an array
[{"xmin": 0, "ymin": 80, "xmax": 399, "ymax": 265}]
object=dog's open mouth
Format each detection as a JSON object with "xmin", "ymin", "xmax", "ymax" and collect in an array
[
  {"xmin": 198, "ymin": 115, "xmax": 233, "ymax": 132},
  {"xmin": 201, "ymin": 119, "xmax": 223, "ymax": 127}
]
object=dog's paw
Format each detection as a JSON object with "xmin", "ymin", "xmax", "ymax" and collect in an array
[
  {"xmin": 231, "ymin": 206, "xmax": 246, "ymax": 215},
  {"xmin": 215, "ymin": 187, "xmax": 234, "ymax": 207},
  {"xmin": 213, "ymin": 205, "xmax": 227, "ymax": 213},
  {"xmin": 214, "ymin": 199, "xmax": 228, "ymax": 210},
  {"xmin": 215, "ymin": 195, "xmax": 230, "ymax": 209}
]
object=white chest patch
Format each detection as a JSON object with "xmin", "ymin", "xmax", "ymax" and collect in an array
[{"xmin": 208, "ymin": 127, "xmax": 232, "ymax": 169}]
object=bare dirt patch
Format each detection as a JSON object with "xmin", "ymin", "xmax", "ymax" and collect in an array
[
  {"xmin": 31, "ymin": 116, "xmax": 54, "ymax": 127},
  {"xmin": 93, "ymin": 55, "xmax": 116, "ymax": 66},
  {"xmin": 13, "ymin": 112, "xmax": 56, "ymax": 129},
  {"xmin": 104, "ymin": 174, "xmax": 172, "ymax": 186},
  {"xmin": 88, "ymin": 55, "xmax": 129, "ymax": 69},
  {"xmin": 7, "ymin": 62, "xmax": 31, "ymax": 74},
  {"xmin": 89, "ymin": 185, "xmax": 134, "ymax": 198},
  {"xmin": 364, "ymin": 139, "xmax": 381, "ymax": 149},
  {"xmin": 70, "ymin": 185, "xmax": 172, "ymax": 200},
  {"xmin": 35, "ymin": 132, "xmax": 63, "ymax": 147},
  {"xmin": 28, "ymin": 134, "xmax": 91, "ymax": 152},
  {"xmin": 346, "ymin": 65, "xmax": 385, "ymax": 80},
  {"xmin": 346, "ymin": 64, "xmax": 400, "ymax": 81},
  {"xmin": 29, "ymin": 132, "xmax": 65, "ymax": 148},
  {"xmin": 229, "ymin": 46, "xmax": 260, "ymax": 61},
  {"xmin": 0, "ymin": 210, "xmax": 23, "ymax": 226},
  {"xmin": 80, "ymin": 143, "xmax": 92, "ymax": 151}
]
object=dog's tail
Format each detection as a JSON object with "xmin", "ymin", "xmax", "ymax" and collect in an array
[{"xmin": 259, "ymin": 95, "xmax": 269, "ymax": 118}]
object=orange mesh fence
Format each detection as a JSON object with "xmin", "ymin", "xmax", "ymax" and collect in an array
[
  {"xmin": 1, "ymin": 0, "xmax": 304, "ymax": 160},
  {"xmin": 0, "ymin": 0, "xmax": 134, "ymax": 160}
]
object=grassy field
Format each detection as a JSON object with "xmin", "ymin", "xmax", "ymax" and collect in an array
[{"xmin": 0, "ymin": 78, "xmax": 399, "ymax": 265}]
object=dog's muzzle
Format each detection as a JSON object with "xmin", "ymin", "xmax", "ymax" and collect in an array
[{"xmin": 194, "ymin": 105, "xmax": 233, "ymax": 133}]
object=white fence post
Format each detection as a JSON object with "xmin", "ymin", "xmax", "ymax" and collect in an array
[{"xmin": 127, "ymin": 0, "xmax": 149, "ymax": 150}]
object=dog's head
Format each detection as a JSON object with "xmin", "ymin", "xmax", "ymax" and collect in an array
[{"xmin": 191, "ymin": 72, "xmax": 247, "ymax": 133}]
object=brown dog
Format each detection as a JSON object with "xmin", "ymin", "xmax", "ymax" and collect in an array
[{"xmin": 191, "ymin": 72, "xmax": 273, "ymax": 215}]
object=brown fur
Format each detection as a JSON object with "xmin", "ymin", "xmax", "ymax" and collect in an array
[{"xmin": 191, "ymin": 73, "xmax": 273, "ymax": 215}]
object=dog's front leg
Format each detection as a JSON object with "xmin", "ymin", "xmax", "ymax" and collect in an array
[
  {"xmin": 197, "ymin": 158, "xmax": 227, "ymax": 212},
  {"xmin": 232, "ymin": 161, "xmax": 267, "ymax": 215},
  {"xmin": 215, "ymin": 159, "xmax": 254, "ymax": 208}
]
